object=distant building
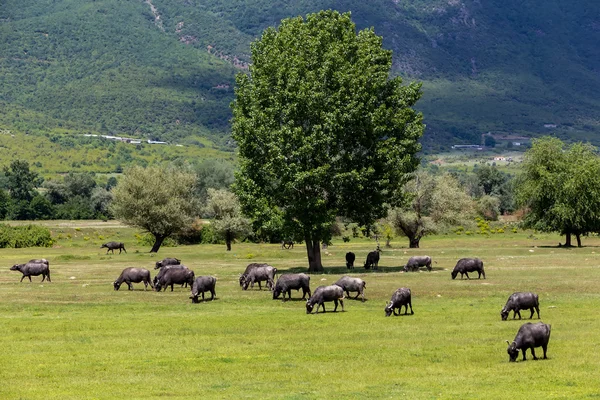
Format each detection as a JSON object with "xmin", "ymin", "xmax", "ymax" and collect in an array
[
  {"xmin": 147, "ymin": 140, "xmax": 167, "ymax": 145},
  {"xmin": 451, "ymin": 144, "xmax": 482, "ymax": 149}
]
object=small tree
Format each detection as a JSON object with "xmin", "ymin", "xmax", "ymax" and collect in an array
[
  {"xmin": 204, "ymin": 188, "xmax": 251, "ymax": 251},
  {"xmin": 232, "ymin": 11, "xmax": 423, "ymax": 272},
  {"xmin": 111, "ymin": 166, "xmax": 199, "ymax": 252},
  {"xmin": 3, "ymin": 160, "xmax": 43, "ymax": 202},
  {"xmin": 391, "ymin": 172, "xmax": 474, "ymax": 248}
]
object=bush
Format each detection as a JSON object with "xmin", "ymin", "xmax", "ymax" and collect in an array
[
  {"xmin": 0, "ymin": 224, "xmax": 53, "ymax": 248},
  {"xmin": 174, "ymin": 219, "xmax": 204, "ymax": 245},
  {"xmin": 200, "ymin": 223, "xmax": 222, "ymax": 244}
]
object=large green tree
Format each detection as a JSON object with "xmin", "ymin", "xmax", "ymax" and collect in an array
[
  {"xmin": 516, "ymin": 137, "xmax": 600, "ymax": 247},
  {"xmin": 111, "ymin": 166, "xmax": 200, "ymax": 252},
  {"xmin": 232, "ymin": 11, "xmax": 423, "ymax": 272},
  {"xmin": 3, "ymin": 160, "xmax": 43, "ymax": 202}
]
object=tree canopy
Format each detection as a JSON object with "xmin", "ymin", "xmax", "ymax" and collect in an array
[
  {"xmin": 390, "ymin": 171, "xmax": 474, "ymax": 248},
  {"xmin": 515, "ymin": 137, "xmax": 600, "ymax": 247},
  {"xmin": 232, "ymin": 10, "xmax": 424, "ymax": 271},
  {"xmin": 111, "ymin": 165, "xmax": 200, "ymax": 252},
  {"xmin": 204, "ymin": 188, "xmax": 251, "ymax": 251}
]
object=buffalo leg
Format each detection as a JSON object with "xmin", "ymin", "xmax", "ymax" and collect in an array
[
  {"xmin": 393, "ymin": 308, "xmax": 399, "ymax": 316},
  {"xmin": 41, "ymin": 275, "xmax": 46, "ymax": 283},
  {"xmin": 339, "ymin": 299, "xmax": 344, "ymax": 311},
  {"xmin": 333, "ymin": 300, "xmax": 338, "ymax": 312},
  {"xmin": 531, "ymin": 348, "xmax": 538, "ymax": 360},
  {"xmin": 353, "ymin": 292, "xmax": 359, "ymax": 300},
  {"xmin": 522, "ymin": 349, "xmax": 528, "ymax": 361},
  {"xmin": 542, "ymin": 344, "xmax": 548, "ymax": 359},
  {"xmin": 319, "ymin": 303, "xmax": 326, "ymax": 313},
  {"xmin": 210, "ymin": 289, "xmax": 215, "ymax": 300},
  {"xmin": 515, "ymin": 309, "xmax": 522, "ymax": 319},
  {"xmin": 409, "ymin": 302, "xmax": 414, "ymax": 315},
  {"xmin": 20, "ymin": 275, "xmax": 25, "ymax": 282},
  {"xmin": 529, "ymin": 308, "xmax": 535, "ymax": 319},
  {"xmin": 464, "ymin": 272, "xmax": 470, "ymax": 280},
  {"xmin": 534, "ymin": 306, "xmax": 540, "ymax": 319}
]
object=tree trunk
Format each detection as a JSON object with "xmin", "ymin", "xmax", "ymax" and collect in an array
[
  {"xmin": 576, "ymin": 233, "xmax": 582, "ymax": 248},
  {"xmin": 305, "ymin": 236, "xmax": 324, "ymax": 273},
  {"xmin": 150, "ymin": 234, "xmax": 166, "ymax": 253},
  {"xmin": 226, "ymin": 230, "xmax": 232, "ymax": 251},
  {"xmin": 564, "ymin": 233, "xmax": 572, "ymax": 247},
  {"xmin": 385, "ymin": 239, "xmax": 391, "ymax": 248},
  {"xmin": 409, "ymin": 237, "xmax": 420, "ymax": 248}
]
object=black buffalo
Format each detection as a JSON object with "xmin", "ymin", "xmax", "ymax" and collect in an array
[
  {"xmin": 451, "ymin": 258, "xmax": 485, "ymax": 279},
  {"xmin": 385, "ymin": 288, "xmax": 413, "ymax": 316},
  {"xmin": 273, "ymin": 273, "xmax": 311, "ymax": 300},
  {"xmin": 345, "ymin": 252, "xmax": 356, "ymax": 269},
  {"xmin": 501, "ymin": 292, "xmax": 540, "ymax": 321},
  {"xmin": 306, "ymin": 285, "xmax": 345, "ymax": 314},
  {"xmin": 241, "ymin": 265, "xmax": 277, "ymax": 291},
  {"xmin": 155, "ymin": 257, "xmax": 181, "ymax": 270},
  {"xmin": 334, "ymin": 276, "xmax": 366, "ymax": 302},
  {"xmin": 404, "ymin": 256, "xmax": 432, "ymax": 272},
  {"xmin": 114, "ymin": 267, "xmax": 153, "ymax": 290},
  {"xmin": 281, "ymin": 240, "xmax": 294, "ymax": 249},
  {"xmin": 364, "ymin": 250, "xmax": 380, "ymax": 270},
  {"xmin": 10, "ymin": 262, "xmax": 51, "ymax": 282},
  {"xmin": 506, "ymin": 322, "xmax": 551, "ymax": 362},
  {"xmin": 101, "ymin": 241, "xmax": 127, "ymax": 254},
  {"xmin": 239, "ymin": 263, "xmax": 268, "ymax": 287},
  {"xmin": 190, "ymin": 276, "xmax": 217, "ymax": 303},
  {"xmin": 155, "ymin": 267, "xmax": 195, "ymax": 292}
]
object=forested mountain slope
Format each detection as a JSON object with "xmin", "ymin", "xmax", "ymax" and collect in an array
[{"xmin": 1, "ymin": 0, "xmax": 599, "ymax": 149}]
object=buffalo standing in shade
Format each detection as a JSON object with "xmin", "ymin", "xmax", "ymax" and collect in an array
[
  {"xmin": 404, "ymin": 256, "xmax": 432, "ymax": 272},
  {"xmin": 364, "ymin": 250, "xmax": 380, "ymax": 270},
  {"xmin": 345, "ymin": 252, "xmax": 356, "ymax": 269}
]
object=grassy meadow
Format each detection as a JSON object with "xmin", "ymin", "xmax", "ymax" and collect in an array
[{"xmin": 1, "ymin": 222, "xmax": 600, "ymax": 399}]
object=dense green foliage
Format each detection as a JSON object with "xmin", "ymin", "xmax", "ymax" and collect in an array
[
  {"xmin": 1, "ymin": 223, "xmax": 600, "ymax": 398},
  {"xmin": 233, "ymin": 11, "xmax": 423, "ymax": 271},
  {"xmin": 0, "ymin": 223, "xmax": 53, "ymax": 248},
  {"xmin": 2, "ymin": 0, "xmax": 599, "ymax": 149},
  {"xmin": 203, "ymin": 188, "xmax": 250, "ymax": 251},
  {"xmin": 516, "ymin": 137, "xmax": 600, "ymax": 247},
  {"xmin": 111, "ymin": 165, "xmax": 201, "ymax": 252}
]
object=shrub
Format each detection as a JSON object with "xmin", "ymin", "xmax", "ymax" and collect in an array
[{"xmin": 0, "ymin": 224, "xmax": 53, "ymax": 248}]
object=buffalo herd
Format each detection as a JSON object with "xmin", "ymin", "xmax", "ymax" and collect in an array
[{"xmin": 8, "ymin": 247, "xmax": 551, "ymax": 362}]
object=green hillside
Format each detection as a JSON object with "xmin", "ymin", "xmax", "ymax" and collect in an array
[{"xmin": 1, "ymin": 0, "xmax": 600, "ymax": 151}]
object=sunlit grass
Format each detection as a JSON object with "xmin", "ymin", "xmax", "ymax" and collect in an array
[{"xmin": 1, "ymin": 224, "xmax": 599, "ymax": 398}]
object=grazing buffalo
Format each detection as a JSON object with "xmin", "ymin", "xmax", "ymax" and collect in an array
[
  {"xmin": 241, "ymin": 265, "xmax": 277, "ymax": 291},
  {"xmin": 345, "ymin": 252, "xmax": 356, "ymax": 269},
  {"xmin": 281, "ymin": 240, "xmax": 294, "ymax": 249},
  {"xmin": 385, "ymin": 288, "xmax": 413, "ymax": 316},
  {"xmin": 306, "ymin": 285, "xmax": 345, "ymax": 314},
  {"xmin": 10, "ymin": 262, "xmax": 51, "ymax": 283},
  {"xmin": 154, "ymin": 257, "xmax": 181, "ymax": 270},
  {"xmin": 404, "ymin": 256, "xmax": 432, "ymax": 272},
  {"xmin": 114, "ymin": 268, "xmax": 153, "ymax": 290},
  {"xmin": 501, "ymin": 292, "xmax": 540, "ymax": 321},
  {"xmin": 153, "ymin": 265, "xmax": 190, "ymax": 287},
  {"xmin": 364, "ymin": 250, "xmax": 380, "ymax": 270},
  {"xmin": 506, "ymin": 322, "xmax": 551, "ymax": 362},
  {"xmin": 239, "ymin": 263, "xmax": 268, "ymax": 287},
  {"xmin": 101, "ymin": 241, "xmax": 127, "ymax": 254},
  {"xmin": 334, "ymin": 276, "xmax": 366, "ymax": 302},
  {"xmin": 451, "ymin": 258, "xmax": 485, "ymax": 279},
  {"xmin": 155, "ymin": 267, "xmax": 195, "ymax": 292},
  {"xmin": 273, "ymin": 273, "xmax": 311, "ymax": 300},
  {"xmin": 190, "ymin": 276, "xmax": 217, "ymax": 303}
]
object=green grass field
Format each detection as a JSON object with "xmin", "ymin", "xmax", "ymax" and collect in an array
[{"xmin": 1, "ymin": 223, "xmax": 599, "ymax": 399}]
